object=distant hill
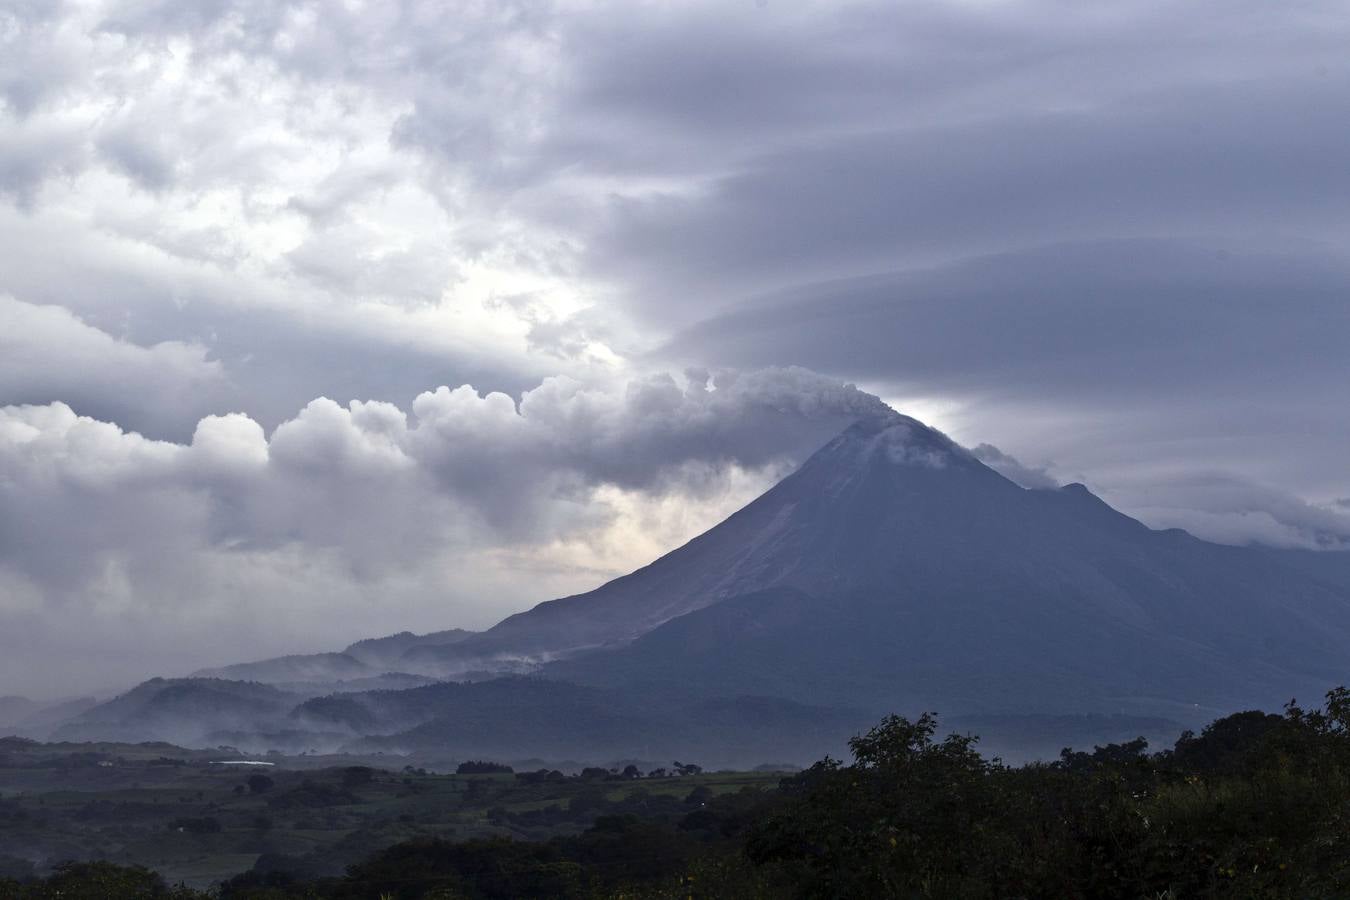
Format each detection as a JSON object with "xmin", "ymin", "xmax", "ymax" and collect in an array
[
  {"xmin": 343, "ymin": 629, "xmax": 475, "ymax": 668},
  {"xmin": 265, "ymin": 672, "xmax": 441, "ymax": 696},
  {"xmin": 52, "ymin": 678, "xmax": 301, "ymax": 745},
  {"xmin": 295, "ymin": 676, "xmax": 868, "ymax": 766},
  {"xmin": 193, "ymin": 653, "xmax": 372, "ymax": 683},
  {"xmin": 0, "ymin": 695, "xmax": 100, "ymax": 740},
  {"xmin": 0, "ymin": 696, "xmax": 38, "ymax": 727},
  {"xmin": 188, "ymin": 629, "xmax": 478, "ymax": 686}
]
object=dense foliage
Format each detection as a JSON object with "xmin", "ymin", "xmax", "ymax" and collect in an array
[{"xmin": 7, "ymin": 690, "xmax": 1350, "ymax": 898}]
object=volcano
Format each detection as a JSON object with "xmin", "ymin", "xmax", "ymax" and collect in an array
[{"xmin": 414, "ymin": 411, "xmax": 1350, "ymax": 725}]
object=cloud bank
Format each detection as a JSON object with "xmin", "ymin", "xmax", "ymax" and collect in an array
[{"xmin": 0, "ymin": 367, "xmax": 884, "ymax": 696}]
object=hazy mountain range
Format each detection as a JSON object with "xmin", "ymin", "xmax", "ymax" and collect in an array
[{"xmin": 15, "ymin": 412, "xmax": 1350, "ymax": 765}]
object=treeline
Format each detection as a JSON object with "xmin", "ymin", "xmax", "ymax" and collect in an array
[{"xmin": 8, "ymin": 689, "xmax": 1350, "ymax": 898}]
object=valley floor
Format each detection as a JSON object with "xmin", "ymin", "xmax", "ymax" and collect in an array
[
  {"xmin": 0, "ymin": 739, "xmax": 777, "ymax": 890},
  {"xmin": 8, "ymin": 689, "xmax": 1350, "ymax": 898}
]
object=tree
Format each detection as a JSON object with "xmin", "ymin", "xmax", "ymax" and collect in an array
[
  {"xmin": 246, "ymin": 773, "xmax": 275, "ymax": 794},
  {"xmin": 26, "ymin": 861, "xmax": 205, "ymax": 899},
  {"xmin": 341, "ymin": 765, "xmax": 376, "ymax": 787},
  {"xmin": 1169, "ymin": 710, "xmax": 1285, "ymax": 773},
  {"xmin": 456, "ymin": 760, "xmax": 513, "ymax": 775},
  {"xmin": 684, "ymin": 785, "xmax": 713, "ymax": 806},
  {"xmin": 746, "ymin": 712, "xmax": 1001, "ymax": 898},
  {"xmin": 0, "ymin": 854, "xmax": 35, "ymax": 881}
]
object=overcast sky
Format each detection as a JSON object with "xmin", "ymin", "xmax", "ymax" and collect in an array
[{"xmin": 3, "ymin": 0, "xmax": 1349, "ymax": 697}]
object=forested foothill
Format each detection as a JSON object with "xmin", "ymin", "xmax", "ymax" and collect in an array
[{"xmin": 5, "ymin": 689, "xmax": 1350, "ymax": 898}]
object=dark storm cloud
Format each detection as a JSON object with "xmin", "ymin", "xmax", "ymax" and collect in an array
[
  {"xmin": 661, "ymin": 240, "xmax": 1350, "ymax": 401},
  {"xmin": 583, "ymin": 82, "xmax": 1350, "ymax": 324}
]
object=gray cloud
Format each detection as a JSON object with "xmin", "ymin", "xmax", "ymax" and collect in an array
[
  {"xmin": 970, "ymin": 443, "xmax": 1058, "ymax": 491},
  {"xmin": 0, "ymin": 367, "xmax": 883, "ymax": 696},
  {"xmin": 0, "ymin": 295, "xmax": 229, "ymax": 434},
  {"xmin": 584, "ymin": 84, "xmax": 1350, "ymax": 321},
  {"xmin": 1105, "ymin": 474, "xmax": 1350, "ymax": 552},
  {"xmin": 2, "ymin": 0, "xmax": 1349, "ymax": 694}
]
